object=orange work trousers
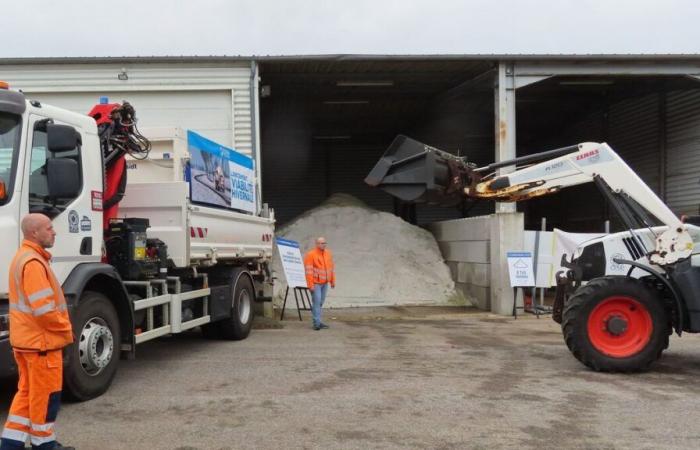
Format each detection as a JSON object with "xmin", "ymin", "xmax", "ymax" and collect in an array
[{"xmin": 1, "ymin": 350, "xmax": 63, "ymax": 450}]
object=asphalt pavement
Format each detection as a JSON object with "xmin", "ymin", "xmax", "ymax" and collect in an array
[{"xmin": 2, "ymin": 306, "xmax": 700, "ymax": 449}]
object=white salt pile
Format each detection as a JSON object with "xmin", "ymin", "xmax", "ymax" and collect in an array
[{"xmin": 272, "ymin": 193, "xmax": 465, "ymax": 308}]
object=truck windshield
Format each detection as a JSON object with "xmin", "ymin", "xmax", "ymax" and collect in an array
[{"xmin": 0, "ymin": 112, "xmax": 21, "ymax": 206}]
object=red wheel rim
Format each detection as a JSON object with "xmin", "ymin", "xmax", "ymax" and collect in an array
[{"xmin": 587, "ymin": 296, "xmax": 653, "ymax": 358}]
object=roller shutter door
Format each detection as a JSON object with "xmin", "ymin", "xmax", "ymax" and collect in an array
[
  {"xmin": 665, "ymin": 89, "xmax": 700, "ymax": 216},
  {"xmin": 607, "ymin": 93, "xmax": 661, "ymax": 194}
]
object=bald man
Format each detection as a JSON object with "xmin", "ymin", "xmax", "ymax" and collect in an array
[
  {"xmin": 1, "ymin": 213, "xmax": 74, "ymax": 450},
  {"xmin": 303, "ymin": 237, "xmax": 336, "ymax": 331}
]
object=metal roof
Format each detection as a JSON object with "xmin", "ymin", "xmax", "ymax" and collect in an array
[{"xmin": 2, "ymin": 53, "xmax": 700, "ymax": 65}]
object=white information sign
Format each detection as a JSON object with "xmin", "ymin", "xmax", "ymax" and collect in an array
[
  {"xmin": 506, "ymin": 251, "xmax": 536, "ymax": 287},
  {"xmin": 276, "ymin": 238, "xmax": 308, "ymax": 288}
]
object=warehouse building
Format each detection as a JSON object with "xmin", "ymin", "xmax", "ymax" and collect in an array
[{"xmin": 2, "ymin": 55, "xmax": 700, "ymax": 312}]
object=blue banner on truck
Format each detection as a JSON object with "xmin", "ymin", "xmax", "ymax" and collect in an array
[{"xmin": 187, "ymin": 130, "xmax": 256, "ymax": 213}]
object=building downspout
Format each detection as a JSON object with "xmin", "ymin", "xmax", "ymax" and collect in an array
[{"xmin": 250, "ymin": 60, "xmax": 263, "ymax": 214}]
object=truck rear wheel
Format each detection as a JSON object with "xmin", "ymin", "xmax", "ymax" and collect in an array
[
  {"xmin": 202, "ymin": 273, "xmax": 255, "ymax": 340},
  {"xmin": 64, "ymin": 291, "xmax": 121, "ymax": 401},
  {"xmin": 562, "ymin": 276, "xmax": 669, "ymax": 372}
]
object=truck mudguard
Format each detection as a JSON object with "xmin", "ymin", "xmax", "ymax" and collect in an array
[{"xmin": 62, "ymin": 263, "xmax": 135, "ymax": 355}]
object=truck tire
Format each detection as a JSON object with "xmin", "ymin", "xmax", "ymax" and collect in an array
[
  {"xmin": 64, "ymin": 291, "xmax": 121, "ymax": 401},
  {"xmin": 204, "ymin": 274, "xmax": 255, "ymax": 340},
  {"xmin": 562, "ymin": 276, "xmax": 669, "ymax": 372}
]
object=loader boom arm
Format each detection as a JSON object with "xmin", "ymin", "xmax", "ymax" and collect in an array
[
  {"xmin": 473, "ymin": 142, "xmax": 691, "ymax": 266},
  {"xmin": 366, "ymin": 138, "xmax": 693, "ymax": 267}
]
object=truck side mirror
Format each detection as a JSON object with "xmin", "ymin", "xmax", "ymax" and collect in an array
[
  {"xmin": 46, "ymin": 158, "xmax": 81, "ymax": 198},
  {"xmin": 47, "ymin": 123, "xmax": 81, "ymax": 152}
]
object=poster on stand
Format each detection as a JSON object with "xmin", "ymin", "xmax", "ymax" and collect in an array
[{"xmin": 276, "ymin": 238, "xmax": 308, "ymax": 289}]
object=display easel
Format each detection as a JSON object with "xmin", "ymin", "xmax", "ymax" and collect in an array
[
  {"xmin": 507, "ymin": 251, "xmax": 536, "ymax": 320},
  {"xmin": 512, "ymin": 286, "xmax": 539, "ymax": 319},
  {"xmin": 280, "ymin": 286, "xmax": 312, "ymax": 321}
]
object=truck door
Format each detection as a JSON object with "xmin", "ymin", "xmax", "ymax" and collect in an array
[
  {"xmin": 0, "ymin": 111, "xmax": 23, "ymax": 296},
  {"xmin": 19, "ymin": 114, "xmax": 100, "ymax": 283}
]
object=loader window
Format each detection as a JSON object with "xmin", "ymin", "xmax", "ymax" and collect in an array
[
  {"xmin": 28, "ymin": 121, "xmax": 83, "ymax": 216},
  {"xmin": 0, "ymin": 112, "xmax": 21, "ymax": 206}
]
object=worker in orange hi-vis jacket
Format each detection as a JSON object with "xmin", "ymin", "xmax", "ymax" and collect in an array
[
  {"xmin": 1, "ymin": 214, "xmax": 74, "ymax": 450},
  {"xmin": 304, "ymin": 237, "xmax": 336, "ymax": 331}
]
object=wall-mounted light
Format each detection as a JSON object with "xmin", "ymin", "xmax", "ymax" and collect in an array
[
  {"xmin": 118, "ymin": 67, "xmax": 128, "ymax": 81},
  {"xmin": 559, "ymin": 80, "xmax": 614, "ymax": 86},
  {"xmin": 322, "ymin": 100, "xmax": 369, "ymax": 105},
  {"xmin": 336, "ymin": 80, "xmax": 393, "ymax": 87},
  {"xmin": 261, "ymin": 85, "xmax": 271, "ymax": 98}
]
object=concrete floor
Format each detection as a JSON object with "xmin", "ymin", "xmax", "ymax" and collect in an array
[{"xmin": 2, "ymin": 306, "xmax": 700, "ymax": 450}]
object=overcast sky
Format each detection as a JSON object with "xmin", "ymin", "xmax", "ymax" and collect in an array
[{"xmin": 3, "ymin": 0, "xmax": 700, "ymax": 57}]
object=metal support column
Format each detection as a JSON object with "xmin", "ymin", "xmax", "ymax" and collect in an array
[
  {"xmin": 658, "ymin": 83, "xmax": 667, "ymax": 201},
  {"xmin": 495, "ymin": 61, "xmax": 517, "ymax": 213}
]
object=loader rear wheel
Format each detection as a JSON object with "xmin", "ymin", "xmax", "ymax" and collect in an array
[{"xmin": 562, "ymin": 276, "xmax": 669, "ymax": 372}]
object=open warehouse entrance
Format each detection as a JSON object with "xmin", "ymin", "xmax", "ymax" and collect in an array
[{"xmin": 258, "ymin": 58, "xmax": 495, "ymax": 226}]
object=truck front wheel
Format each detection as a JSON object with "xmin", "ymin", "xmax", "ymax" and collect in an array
[
  {"xmin": 64, "ymin": 291, "xmax": 121, "ymax": 401},
  {"xmin": 562, "ymin": 276, "xmax": 669, "ymax": 372}
]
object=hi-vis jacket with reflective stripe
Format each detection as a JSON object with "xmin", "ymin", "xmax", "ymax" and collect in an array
[
  {"xmin": 8, "ymin": 240, "xmax": 73, "ymax": 352},
  {"xmin": 304, "ymin": 248, "xmax": 335, "ymax": 289}
]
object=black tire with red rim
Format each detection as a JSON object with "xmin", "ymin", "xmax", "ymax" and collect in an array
[{"xmin": 562, "ymin": 276, "xmax": 669, "ymax": 372}]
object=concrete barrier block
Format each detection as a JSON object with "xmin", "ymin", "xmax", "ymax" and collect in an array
[
  {"xmin": 430, "ymin": 216, "xmax": 492, "ymax": 241},
  {"xmin": 458, "ymin": 262, "xmax": 490, "ymax": 286},
  {"xmin": 456, "ymin": 282, "xmax": 490, "ymax": 310},
  {"xmin": 446, "ymin": 261, "xmax": 459, "ymax": 281},
  {"xmin": 438, "ymin": 241, "xmax": 490, "ymax": 263}
]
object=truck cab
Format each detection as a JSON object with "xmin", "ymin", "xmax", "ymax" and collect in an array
[{"xmin": 1, "ymin": 86, "xmax": 104, "ymax": 367}]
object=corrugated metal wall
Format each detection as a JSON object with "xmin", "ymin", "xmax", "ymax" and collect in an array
[
  {"xmin": 525, "ymin": 86, "xmax": 700, "ymax": 230},
  {"xmin": 665, "ymin": 89, "xmax": 700, "ymax": 215},
  {"xmin": 0, "ymin": 62, "xmax": 254, "ymax": 154},
  {"xmin": 520, "ymin": 109, "xmax": 607, "ymax": 231},
  {"xmin": 608, "ymin": 93, "xmax": 661, "ymax": 194}
]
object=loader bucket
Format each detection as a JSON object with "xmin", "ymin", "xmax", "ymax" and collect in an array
[{"xmin": 365, "ymin": 135, "xmax": 465, "ymax": 206}]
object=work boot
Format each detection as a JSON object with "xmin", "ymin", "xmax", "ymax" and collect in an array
[
  {"xmin": 319, "ymin": 323, "xmax": 329, "ymax": 329},
  {"xmin": 313, "ymin": 325, "xmax": 321, "ymax": 331},
  {"xmin": 52, "ymin": 443, "xmax": 75, "ymax": 450}
]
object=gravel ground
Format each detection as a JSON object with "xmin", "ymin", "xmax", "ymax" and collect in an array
[{"xmin": 2, "ymin": 306, "xmax": 700, "ymax": 450}]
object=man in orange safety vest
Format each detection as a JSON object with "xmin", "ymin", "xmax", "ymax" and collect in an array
[
  {"xmin": 1, "ymin": 214, "xmax": 74, "ymax": 450},
  {"xmin": 304, "ymin": 237, "xmax": 335, "ymax": 331}
]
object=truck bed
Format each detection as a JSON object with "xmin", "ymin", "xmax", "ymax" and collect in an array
[{"xmin": 120, "ymin": 181, "xmax": 274, "ymax": 267}]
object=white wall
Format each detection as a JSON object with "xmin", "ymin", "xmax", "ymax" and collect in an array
[{"xmin": 1, "ymin": 61, "xmax": 254, "ymax": 155}]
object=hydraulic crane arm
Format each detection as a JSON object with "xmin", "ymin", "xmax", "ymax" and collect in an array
[{"xmin": 366, "ymin": 137, "xmax": 693, "ymax": 266}]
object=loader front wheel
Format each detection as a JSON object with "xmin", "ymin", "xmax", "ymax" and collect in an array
[{"xmin": 562, "ymin": 276, "xmax": 669, "ymax": 372}]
